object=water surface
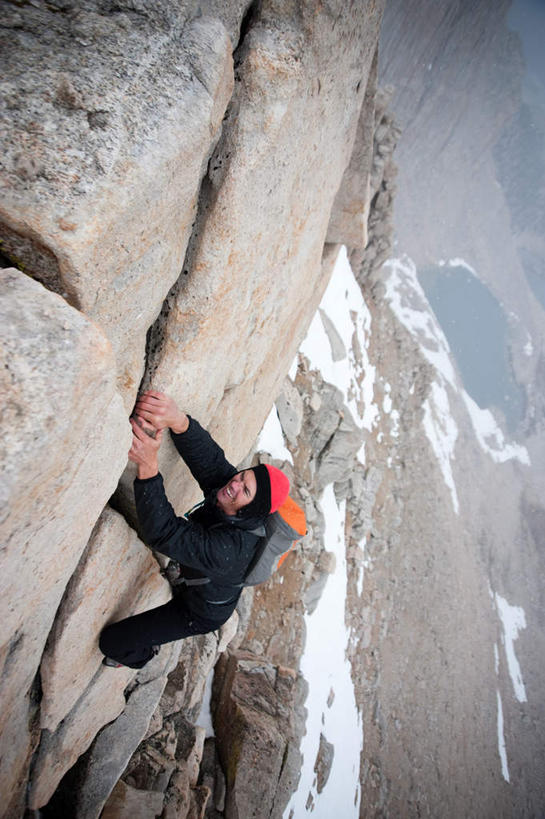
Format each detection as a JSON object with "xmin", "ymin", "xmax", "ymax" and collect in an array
[{"xmin": 418, "ymin": 263, "xmax": 526, "ymax": 432}]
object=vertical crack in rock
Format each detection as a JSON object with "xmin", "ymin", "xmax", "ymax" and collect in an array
[
  {"xmin": 1, "ymin": 5, "xmax": 241, "ymax": 408},
  {"xmin": 138, "ymin": 0, "xmax": 262, "ymax": 396},
  {"xmin": 234, "ymin": 0, "xmax": 263, "ymax": 59}
]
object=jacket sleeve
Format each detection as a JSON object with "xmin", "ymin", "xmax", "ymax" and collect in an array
[
  {"xmin": 134, "ymin": 473, "xmax": 248, "ymax": 578},
  {"xmin": 169, "ymin": 416, "xmax": 236, "ymax": 494}
]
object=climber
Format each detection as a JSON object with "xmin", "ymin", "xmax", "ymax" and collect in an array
[{"xmin": 99, "ymin": 390, "xmax": 290, "ymax": 669}]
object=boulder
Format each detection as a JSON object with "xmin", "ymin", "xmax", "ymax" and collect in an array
[
  {"xmin": 101, "ymin": 780, "xmax": 164, "ymax": 819},
  {"xmin": 46, "ymin": 672, "xmax": 171, "ymax": 819},
  {"xmin": 213, "ymin": 651, "xmax": 299, "ymax": 819},
  {"xmin": 39, "ymin": 506, "xmax": 172, "ymax": 732},
  {"xmin": 0, "ymin": 268, "xmax": 128, "ymax": 815},
  {"xmin": 29, "ymin": 507, "xmax": 173, "ymax": 808},
  {"xmin": 314, "ymin": 732, "xmax": 334, "ymax": 793},
  {"xmin": 28, "ymin": 668, "xmax": 132, "ymax": 810},
  {"xmin": 276, "ymin": 379, "xmax": 304, "ymax": 447},
  {"xmin": 0, "ymin": 6, "xmax": 236, "ymax": 403},
  {"xmin": 126, "ymin": 0, "xmax": 385, "ymax": 514},
  {"xmin": 161, "ymin": 632, "xmax": 219, "ymax": 722},
  {"xmin": 317, "ymin": 410, "xmax": 364, "ymax": 488}
]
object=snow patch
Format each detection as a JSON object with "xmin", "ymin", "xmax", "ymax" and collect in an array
[
  {"xmin": 496, "ymin": 690, "xmax": 510, "ymax": 783},
  {"xmin": 356, "ymin": 537, "xmax": 367, "ymax": 597},
  {"xmin": 494, "ymin": 593, "xmax": 528, "ymax": 703},
  {"xmin": 356, "ymin": 565, "xmax": 365, "ymax": 597},
  {"xmin": 299, "ymin": 246, "xmax": 378, "ymax": 437},
  {"xmin": 289, "ymin": 354, "xmax": 299, "ymax": 381},
  {"xmin": 196, "ymin": 668, "xmax": 215, "ymax": 738},
  {"xmin": 390, "ymin": 409, "xmax": 400, "ymax": 438},
  {"xmin": 422, "ymin": 381, "xmax": 459, "ymax": 513},
  {"xmin": 256, "ymin": 405, "xmax": 293, "ymax": 465},
  {"xmin": 447, "ymin": 256, "xmax": 477, "ymax": 276},
  {"xmin": 462, "ymin": 392, "xmax": 530, "ymax": 466},
  {"xmin": 285, "ymin": 485, "xmax": 362, "ymax": 818}
]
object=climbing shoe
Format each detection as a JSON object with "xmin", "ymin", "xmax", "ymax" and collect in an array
[{"xmin": 102, "ymin": 656, "xmax": 123, "ymax": 668}]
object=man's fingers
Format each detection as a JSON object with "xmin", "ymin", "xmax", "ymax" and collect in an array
[
  {"xmin": 135, "ymin": 399, "xmax": 164, "ymax": 416},
  {"xmin": 135, "ymin": 411, "xmax": 163, "ymax": 433},
  {"xmin": 136, "ymin": 394, "xmax": 163, "ymax": 407},
  {"xmin": 134, "ymin": 408, "xmax": 153, "ymax": 423},
  {"xmin": 130, "ymin": 417, "xmax": 162, "ymax": 446},
  {"xmin": 138, "ymin": 417, "xmax": 155, "ymax": 432},
  {"xmin": 138, "ymin": 390, "xmax": 165, "ymax": 404},
  {"xmin": 130, "ymin": 418, "xmax": 148, "ymax": 441}
]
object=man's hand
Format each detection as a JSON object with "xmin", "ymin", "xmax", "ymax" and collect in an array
[
  {"xmin": 128, "ymin": 417, "xmax": 164, "ymax": 479},
  {"xmin": 134, "ymin": 390, "xmax": 189, "ymax": 434}
]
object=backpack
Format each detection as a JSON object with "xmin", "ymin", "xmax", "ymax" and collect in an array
[
  {"xmin": 163, "ymin": 495, "xmax": 306, "ymax": 589},
  {"xmin": 242, "ymin": 495, "xmax": 307, "ymax": 586}
]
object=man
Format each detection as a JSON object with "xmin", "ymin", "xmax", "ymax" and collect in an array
[{"xmin": 99, "ymin": 391, "xmax": 290, "ymax": 668}]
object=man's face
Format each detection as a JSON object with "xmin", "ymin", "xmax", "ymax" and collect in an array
[{"xmin": 216, "ymin": 470, "xmax": 257, "ymax": 515}]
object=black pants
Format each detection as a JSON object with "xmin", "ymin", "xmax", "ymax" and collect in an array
[{"xmin": 99, "ymin": 597, "xmax": 221, "ymax": 669}]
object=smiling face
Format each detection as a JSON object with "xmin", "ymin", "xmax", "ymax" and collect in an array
[{"xmin": 216, "ymin": 469, "xmax": 257, "ymax": 515}]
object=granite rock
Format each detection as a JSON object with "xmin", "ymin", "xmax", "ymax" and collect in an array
[
  {"xmin": 47, "ymin": 673, "xmax": 170, "ymax": 819},
  {"xmin": 126, "ymin": 0, "xmax": 384, "ymax": 515},
  {"xmin": 0, "ymin": 268, "xmax": 129, "ymax": 814},
  {"xmin": 101, "ymin": 780, "xmax": 164, "ymax": 819},
  {"xmin": 213, "ymin": 651, "xmax": 300, "ymax": 819},
  {"xmin": 326, "ymin": 47, "xmax": 379, "ymax": 249},
  {"xmin": 40, "ymin": 506, "xmax": 172, "ymax": 733},
  {"xmin": 0, "ymin": 7, "xmax": 236, "ymax": 403}
]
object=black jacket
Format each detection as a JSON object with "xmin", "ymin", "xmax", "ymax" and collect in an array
[{"xmin": 134, "ymin": 416, "xmax": 265, "ymax": 624}]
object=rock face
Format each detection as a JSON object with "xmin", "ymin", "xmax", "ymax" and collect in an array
[
  {"xmin": 326, "ymin": 49, "xmax": 378, "ymax": 250},
  {"xmin": 27, "ymin": 507, "xmax": 172, "ymax": 808},
  {"xmin": 0, "ymin": 0, "xmax": 385, "ymax": 814},
  {"xmin": 372, "ymin": 3, "xmax": 545, "ymax": 816},
  {"xmin": 349, "ymin": 86, "xmax": 400, "ymax": 282},
  {"xmin": 0, "ymin": 268, "xmax": 129, "ymax": 816},
  {"xmin": 0, "ymin": 4, "xmax": 236, "ymax": 402},
  {"xmin": 123, "ymin": 0, "xmax": 384, "ymax": 516},
  {"xmin": 40, "ymin": 507, "xmax": 171, "ymax": 734},
  {"xmin": 101, "ymin": 780, "xmax": 164, "ymax": 819}
]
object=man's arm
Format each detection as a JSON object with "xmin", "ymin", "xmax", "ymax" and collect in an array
[
  {"xmin": 129, "ymin": 416, "xmax": 251, "ymax": 578},
  {"xmin": 169, "ymin": 417, "xmax": 235, "ymax": 494},
  {"xmin": 134, "ymin": 474, "xmax": 250, "ymax": 578},
  {"xmin": 134, "ymin": 391, "xmax": 235, "ymax": 494}
]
